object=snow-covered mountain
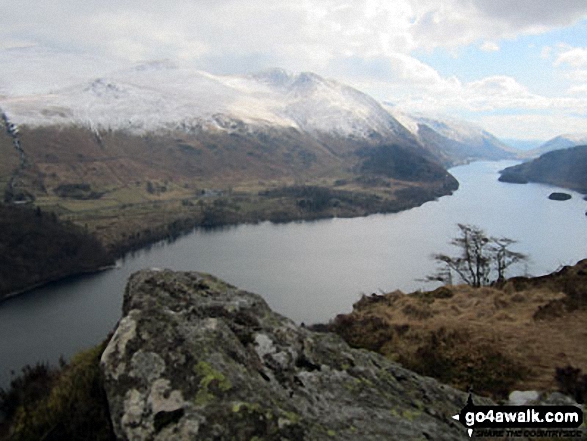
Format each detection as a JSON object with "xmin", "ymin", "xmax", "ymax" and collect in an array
[
  {"xmin": 0, "ymin": 46, "xmax": 513, "ymax": 168},
  {"xmin": 526, "ymin": 133, "xmax": 587, "ymax": 158},
  {"xmin": 1, "ymin": 57, "xmax": 414, "ymax": 145},
  {"xmin": 385, "ymin": 106, "xmax": 515, "ymax": 165}
]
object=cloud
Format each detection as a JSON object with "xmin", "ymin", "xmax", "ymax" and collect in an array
[
  {"xmin": 568, "ymin": 84, "xmax": 587, "ymax": 95},
  {"xmin": 410, "ymin": 0, "xmax": 587, "ymax": 50},
  {"xmin": 1, "ymin": 0, "xmax": 586, "ymax": 139},
  {"xmin": 2, "ymin": 0, "xmax": 586, "ymax": 70},
  {"xmin": 540, "ymin": 46, "xmax": 553, "ymax": 59},
  {"xmin": 471, "ymin": 0, "xmax": 587, "ymax": 28},
  {"xmin": 480, "ymin": 41, "xmax": 500, "ymax": 52},
  {"xmin": 478, "ymin": 112, "xmax": 587, "ymax": 140},
  {"xmin": 551, "ymin": 46, "xmax": 587, "ymax": 95},
  {"xmin": 555, "ymin": 47, "xmax": 587, "ymax": 67}
]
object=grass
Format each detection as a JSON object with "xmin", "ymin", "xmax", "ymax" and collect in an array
[
  {"xmin": 0, "ymin": 341, "xmax": 114, "ymax": 441},
  {"xmin": 28, "ymin": 175, "xmax": 444, "ymax": 257},
  {"xmin": 327, "ymin": 260, "xmax": 587, "ymax": 399}
]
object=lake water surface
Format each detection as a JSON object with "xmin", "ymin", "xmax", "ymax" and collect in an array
[{"xmin": 1, "ymin": 160, "xmax": 586, "ymax": 387}]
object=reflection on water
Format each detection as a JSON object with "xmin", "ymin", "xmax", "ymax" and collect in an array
[{"xmin": 1, "ymin": 160, "xmax": 586, "ymax": 387}]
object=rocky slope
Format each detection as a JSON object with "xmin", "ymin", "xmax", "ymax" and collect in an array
[
  {"xmin": 100, "ymin": 269, "xmax": 480, "ymax": 440},
  {"xmin": 499, "ymin": 145, "xmax": 587, "ymax": 193}
]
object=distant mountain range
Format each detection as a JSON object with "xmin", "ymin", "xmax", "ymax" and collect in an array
[
  {"xmin": 387, "ymin": 107, "xmax": 516, "ymax": 166},
  {"xmin": 1, "ymin": 63, "xmax": 415, "ymax": 143},
  {"xmin": 522, "ymin": 133, "xmax": 587, "ymax": 158},
  {"xmin": 1, "ymin": 47, "xmax": 472, "ymax": 231},
  {"xmin": 0, "ymin": 46, "xmax": 515, "ymax": 169}
]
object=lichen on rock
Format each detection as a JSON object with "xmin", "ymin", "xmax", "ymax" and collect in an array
[{"xmin": 101, "ymin": 269, "xmax": 482, "ymax": 440}]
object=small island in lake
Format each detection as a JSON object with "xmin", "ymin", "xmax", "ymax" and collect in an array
[{"xmin": 548, "ymin": 192, "xmax": 572, "ymax": 201}]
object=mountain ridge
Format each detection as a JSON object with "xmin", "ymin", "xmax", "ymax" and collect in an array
[
  {"xmin": 523, "ymin": 132, "xmax": 587, "ymax": 158},
  {"xmin": 386, "ymin": 107, "xmax": 516, "ymax": 166},
  {"xmin": 0, "ymin": 46, "xmax": 513, "ymax": 167}
]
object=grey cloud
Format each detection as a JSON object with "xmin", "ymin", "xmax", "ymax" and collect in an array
[
  {"xmin": 197, "ymin": 52, "xmax": 279, "ymax": 75},
  {"xmin": 470, "ymin": 0, "xmax": 587, "ymax": 27},
  {"xmin": 326, "ymin": 56, "xmax": 395, "ymax": 82}
]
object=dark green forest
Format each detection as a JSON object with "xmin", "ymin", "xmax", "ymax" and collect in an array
[{"xmin": 0, "ymin": 204, "xmax": 113, "ymax": 298}]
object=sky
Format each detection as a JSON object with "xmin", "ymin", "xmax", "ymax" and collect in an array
[{"xmin": 1, "ymin": 0, "xmax": 586, "ymax": 141}]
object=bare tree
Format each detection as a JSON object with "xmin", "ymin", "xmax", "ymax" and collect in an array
[
  {"xmin": 490, "ymin": 237, "xmax": 528, "ymax": 284},
  {"xmin": 426, "ymin": 224, "xmax": 528, "ymax": 287}
]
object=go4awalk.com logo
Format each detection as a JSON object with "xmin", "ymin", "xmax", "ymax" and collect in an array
[{"xmin": 452, "ymin": 394, "xmax": 584, "ymax": 438}]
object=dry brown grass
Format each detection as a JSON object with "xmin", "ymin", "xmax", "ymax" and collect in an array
[{"xmin": 330, "ymin": 260, "xmax": 587, "ymax": 398}]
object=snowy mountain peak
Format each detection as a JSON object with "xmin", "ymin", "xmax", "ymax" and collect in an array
[
  {"xmin": 83, "ymin": 78, "xmax": 128, "ymax": 98},
  {"xmin": 130, "ymin": 59, "xmax": 178, "ymax": 72},
  {"xmin": 249, "ymin": 68, "xmax": 295, "ymax": 88},
  {"xmin": 250, "ymin": 69, "xmax": 330, "ymax": 95},
  {"xmin": 529, "ymin": 132, "xmax": 587, "ymax": 157},
  {"xmin": 0, "ymin": 62, "xmax": 414, "ymax": 141},
  {"xmin": 386, "ymin": 107, "xmax": 515, "ymax": 164}
]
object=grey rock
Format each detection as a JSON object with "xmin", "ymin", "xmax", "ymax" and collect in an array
[
  {"xmin": 508, "ymin": 390, "xmax": 541, "ymax": 405},
  {"xmin": 540, "ymin": 392, "xmax": 581, "ymax": 406},
  {"xmin": 101, "ymin": 269, "xmax": 486, "ymax": 440}
]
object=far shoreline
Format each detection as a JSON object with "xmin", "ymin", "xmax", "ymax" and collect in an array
[{"xmin": 0, "ymin": 181, "xmax": 458, "ymax": 304}]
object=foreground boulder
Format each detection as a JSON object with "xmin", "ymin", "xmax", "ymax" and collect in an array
[{"xmin": 101, "ymin": 270, "xmax": 477, "ymax": 440}]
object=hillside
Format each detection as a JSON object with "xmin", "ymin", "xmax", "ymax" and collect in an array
[
  {"xmin": 0, "ymin": 60, "xmax": 461, "ymax": 255},
  {"xmin": 499, "ymin": 145, "xmax": 587, "ymax": 193},
  {"xmin": 328, "ymin": 259, "xmax": 587, "ymax": 398},
  {"xmin": 0, "ymin": 204, "xmax": 113, "ymax": 299},
  {"xmin": 387, "ymin": 108, "xmax": 516, "ymax": 166}
]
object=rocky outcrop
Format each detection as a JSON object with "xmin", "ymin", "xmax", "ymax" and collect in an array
[{"xmin": 101, "ymin": 270, "xmax": 481, "ymax": 440}]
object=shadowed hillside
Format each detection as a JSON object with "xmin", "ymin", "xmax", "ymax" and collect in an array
[
  {"xmin": 0, "ymin": 204, "xmax": 113, "ymax": 299},
  {"xmin": 499, "ymin": 145, "xmax": 587, "ymax": 193}
]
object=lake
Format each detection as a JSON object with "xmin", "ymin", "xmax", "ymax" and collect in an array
[{"xmin": 1, "ymin": 160, "xmax": 586, "ymax": 387}]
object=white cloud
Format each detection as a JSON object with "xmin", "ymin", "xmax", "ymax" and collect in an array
[
  {"xmin": 568, "ymin": 84, "xmax": 587, "ymax": 95},
  {"xmin": 551, "ymin": 46, "xmax": 587, "ymax": 97},
  {"xmin": 0, "ymin": 0, "xmax": 586, "ymax": 139},
  {"xmin": 480, "ymin": 41, "xmax": 500, "ymax": 52},
  {"xmin": 2, "ymin": 0, "xmax": 586, "ymax": 70},
  {"xmin": 409, "ymin": 0, "xmax": 587, "ymax": 51},
  {"xmin": 555, "ymin": 47, "xmax": 587, "ymax": 67},
  {"xmin": 478, "ymin": 113, "xmax": 587, "ymax": 140}
]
